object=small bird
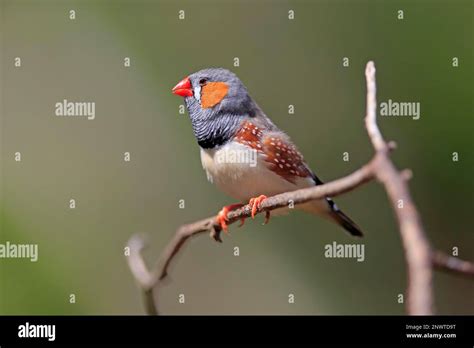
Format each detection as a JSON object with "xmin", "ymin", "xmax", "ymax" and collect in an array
[{"xmin": 172, "ymin": 68, "xmax": 363, "ymax": 237}]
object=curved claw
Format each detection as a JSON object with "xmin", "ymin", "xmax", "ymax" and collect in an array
[
  {"xmin": 248, "ymin": 195, "xmax": 268, "ymax": 219},
  {"xmin": 216, "ymin": 203, "xmax": 245, "ymax": 233},
  {"xmin": 216, "ymin": 209, "xmax": 229, "ymax": 233}
]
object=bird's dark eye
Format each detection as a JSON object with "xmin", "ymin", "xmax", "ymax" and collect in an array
[{"xmin": 199, "ymin": 78, "xmax": 208, "ymax": 86}]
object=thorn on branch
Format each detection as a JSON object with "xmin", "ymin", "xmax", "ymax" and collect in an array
[{"xmin": 401, "ymin": 169, "xmax": 413, "ymax": 181}]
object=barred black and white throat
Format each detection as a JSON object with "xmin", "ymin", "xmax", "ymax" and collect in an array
[{"xmin": 183, "ymin": 68, "xmax": 274, "ymax": 149}]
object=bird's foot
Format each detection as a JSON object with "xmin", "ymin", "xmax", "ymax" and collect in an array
[
  {"xmin": 248, "ymin": 195, "xmax": 269, "ymax": 223},
  {"xmin": 216, "ymin": 203, "xmax": 245, "ymax": 233}
]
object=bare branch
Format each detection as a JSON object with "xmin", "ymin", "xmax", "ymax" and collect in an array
[
  {"xmin": 126, "ymin": 61, "xmax": 474, "ymax": 316},
  {"xmin": 432, "ymin": 251, "xmax": 474, "ymax": 277},
  {"xmin": 158, "ymin": 161, "xmax": 376, "ymax": 282},
  {"xmin": 156, "ymin": 218, "xmax": 217, "ymax": 281},
  {"xmin": 365, "ymin": 62, "xmax": 386, "ymax": 152},
  {"xmin": 126, "ymin": 235, "xmax": 158, "ymax": 315}
]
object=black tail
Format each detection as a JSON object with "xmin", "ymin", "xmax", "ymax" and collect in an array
[{"xmin": 330, "ymin": 209, "xmax": 364, "ymax": 237}]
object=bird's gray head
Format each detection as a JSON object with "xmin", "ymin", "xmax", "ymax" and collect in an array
[{"xmin": 172, "ymin": 68, "xmax": 258, "ymax": 148}]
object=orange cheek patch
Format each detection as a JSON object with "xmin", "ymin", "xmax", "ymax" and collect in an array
[{"xmin": 201, "ymin": 82, "xmax": 229, "ymax": 108}]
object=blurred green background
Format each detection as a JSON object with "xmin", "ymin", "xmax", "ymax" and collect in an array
[{"xmin": 0, "ymin": 0, "xmax": 472, "ymax": 315}]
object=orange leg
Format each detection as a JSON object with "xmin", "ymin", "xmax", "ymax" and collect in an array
[
  {"xmin": 216, "ymin": 203, "xmax": 246, "ymax": 233},
  {"xmin": 248, "ymin": 195, "xmax": 269, "ymax": 221}
]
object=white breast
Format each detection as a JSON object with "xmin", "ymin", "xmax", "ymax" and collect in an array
[{"xmin": 200, "ymin": 142, "xmax": 314, "ymax": 202}]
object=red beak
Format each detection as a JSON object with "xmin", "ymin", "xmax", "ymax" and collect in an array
[{"xmin": 172, "ymin": 76, "xmax": 193, "ymax": 97}]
